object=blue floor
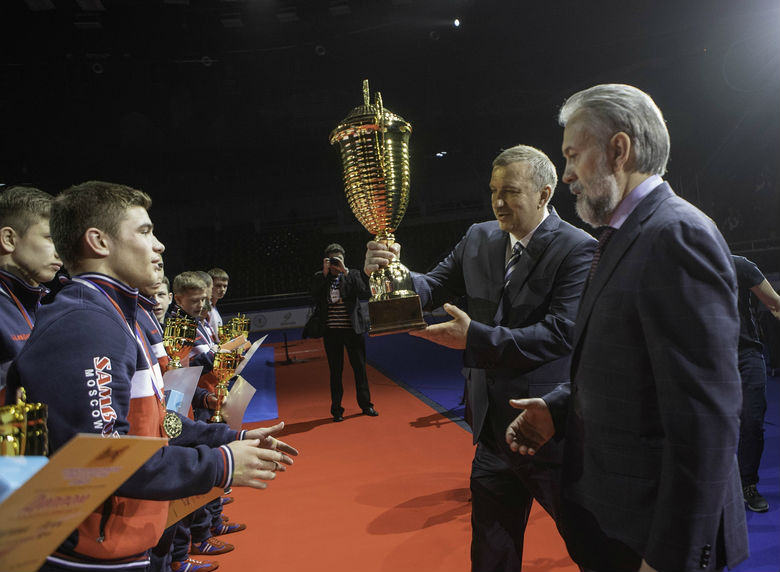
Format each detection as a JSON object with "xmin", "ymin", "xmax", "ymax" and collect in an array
[
  {"xmin": 365, "ymin": 330, "xmax": 780, "ymax": 572},
  {"xmin": 257, "ymin": 325, "xmax": 779, "ymax": 569},
  {"xmin": 733, "ymin": 372, "xmax": 780, "ymax": 572},
  {"xmin": 239, "ymin": 341, "xmax": 278, "ymax": 423}
]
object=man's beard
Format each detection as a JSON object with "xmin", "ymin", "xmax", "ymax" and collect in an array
[{"xmin": 572, "ymin": 157, "xmax": 622, "ymax": 228}]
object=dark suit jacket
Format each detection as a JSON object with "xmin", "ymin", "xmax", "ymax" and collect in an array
[
  {"xmin": 546, "ymin": 183, "xmax": 748, "ymax": 571},
  {"xmin": 413, "ymin": 207, "xmax": 596, "ymax": 463},
  {"xmin": 309, "ymin": 269, "xmax": 370, "ymax": 335}
]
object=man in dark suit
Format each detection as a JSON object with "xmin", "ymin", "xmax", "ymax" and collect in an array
[
  {"xmin": 365, "ymin": 145, "xmax": 596, "ymax": 571},
  {"xmin": 506, "ymin": 84, "xmax": 749, "ymax": 571},
  {"xmin": 310, "ymin": 243, "xmax": 377, "ymax": 422}
]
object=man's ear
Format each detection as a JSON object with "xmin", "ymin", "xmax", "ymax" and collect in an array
[
  {"xmin": 173, "ymin": 293, "xmax": 182, "ymax": 306},
  {"xmin": 0, "ymin": 226, "xmax": 16, "ymax": 254},
  {"xmin": 83, "ymin": 227, "xmax": 111, "ymax": 258},
  {"xmin": 538, "ymin": 185, "xmax": 552, "ymax": 208},
  {"xmin": 609, "ymin": 132, "xmax": 633, "ymax": 172}
]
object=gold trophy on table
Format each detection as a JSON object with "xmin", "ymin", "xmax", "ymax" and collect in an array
[
  {"xmin": 163, "ymin": 310, "xmax": 198, "ymax": 369},
  {"xmin": 0, "ymin": 388, "xmax": 48, "ymax": 456},
  {"xmin": 210, "ymin": 350, "xmax": 242, "ymax": 423},
  {"xmin": 330, "ymin": 79, "xmax": 426, "ymax": 336}
]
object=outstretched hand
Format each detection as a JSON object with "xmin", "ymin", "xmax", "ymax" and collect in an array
[
  {"xmin": 228, "ymin": 439, "xmax": 293, "ymax": 489},
  {"xmin": 409, "ymin": 303, "xmax": 470, "ymax": 349},
  {"xmin": 244, "ymin": 421, "xmax": 299, "ymax": 458},
  {"xmin": 505, "ymin": 398, "xmax": 554, "ymax": 455}
]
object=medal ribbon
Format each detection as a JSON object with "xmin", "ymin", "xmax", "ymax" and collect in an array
[{"xmin": 0, "ymin": 275, "xmax": 35, "ymax": 330}]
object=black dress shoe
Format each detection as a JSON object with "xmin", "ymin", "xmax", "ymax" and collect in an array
[
  {"xmin": 333, "ymin": 415, "xmax": 344, "ymax": 422},
  {"xmin": 362, "ymin": 407, "xmax": 379, "ymax": 417}
]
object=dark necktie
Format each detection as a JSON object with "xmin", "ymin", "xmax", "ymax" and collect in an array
[
  {"xmin": 587, "ymin": 226, "xmax": 616, "ymax": 283},
  {"xmin": 503, "ymin": 242, "xmax": 525, "ymax": 285},
  {"xmin": 494, "ymin": 242, "xmax": 525, "ymax": 325}
]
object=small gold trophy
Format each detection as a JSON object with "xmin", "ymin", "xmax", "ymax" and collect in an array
[
  {"xmin": 218, "ymin": 314, "xmax": 249, "ymax": 344},
  {"xmin": 229, "ymin": 314, "xmax": 250, "ymax": 341},
  {"xmin": 210, "ymin": 350, "xmax": 242, "ymax": 423},
  {"xmin": 0, "ymin": 388, "xmax": 48, "ymax": 456},
  {"xmin": 163, "ymin": 310, "xmax": 198, "ymax": 369},
  {"xmin": 330, "ymin": 80, "xmax": 426, "ymax": 336},
  {"xmin": 217, "ymin": 324, "xmax": 233, "ymax": 346},
  {"xmin": 218, "ymin": 314, "xmax": 250, "ymax": 353}
]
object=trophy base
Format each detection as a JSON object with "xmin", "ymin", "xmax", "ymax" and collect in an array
[{"xmin": 368, "ymin": 295, "xmax": 427, "ymax": 337}]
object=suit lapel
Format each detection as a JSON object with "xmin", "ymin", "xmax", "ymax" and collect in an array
[
  {"xmin": 571, "ymin": 183, "xmax": 675, "ymax": 361},
  {"xmin": 487, "ymin": 225, "xmax": 509, "ymax": 294},
  {"xmin": 503, "ymin": 208, "xmax": 561, "ymax": 306}
]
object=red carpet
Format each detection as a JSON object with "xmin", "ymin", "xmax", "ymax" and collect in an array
[{"xmin": 215, "ymin": 339, "xmax": 576, "ymax": 572}]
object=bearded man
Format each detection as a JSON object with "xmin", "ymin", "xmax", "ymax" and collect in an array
[{"xmin": 506, "ymin": 84, "xmax": 749, "ymax": 572}]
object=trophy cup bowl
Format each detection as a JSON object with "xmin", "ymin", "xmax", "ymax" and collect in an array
[
  {"xmin": 217, "ymin": 324, "xmax": 233, "ymax": 345},
  {"xmin": 163, "ymin": 311, "xmax": 197, "ymax": 369},
  {"xmin": 0, "ymin": 388, "xmax": 48, "ymax": 456},
  {"xmin": 0, "ymin": 404, "xmax": 25, "ymax": 456},
  {"xmin": 330, "ymin": 80, "xmax": 426, "ymax": 336},
  {"xmin": 210, "ymin": 350, "xmax": 242, "ymax": 423},
  {"xmin": 230, "ymin": 314, "xmax": 250, "ymax": 340}
]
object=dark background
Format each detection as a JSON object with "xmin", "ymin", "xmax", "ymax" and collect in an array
[{"xmin": 1, "ymin": 0, "xmax": 778, "ymax": 302}]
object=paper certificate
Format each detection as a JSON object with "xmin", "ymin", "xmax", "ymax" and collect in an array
[
  {"xmin": 0, "ymin": 434, "xmax": 166, "ymax": 572},
  {"xmin": 163, "ymin": 366, "xmax": 203, "ymax": 415},
  {"xmin": 222, "ymin": 375, "xmax": 257, "ymax": 431},
  {"xmin": 234, "ymin": 334, "xmax": 268, "ymax": 377},
  {"xmin": 165, "ymin": 486, "xmax": 223, "ymax": 529}
]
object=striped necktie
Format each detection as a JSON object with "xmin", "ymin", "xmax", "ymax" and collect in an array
[
  {"xmin": 494, "ymin": 241, "xmax": 525, "ymax": 325},
  {"xmin": 504, "ymin": 242, "xmax": 525, "ymax": 285},
  {"xmin": 587, "ymin": 226, "xmax": 616, "ymax": 282}
]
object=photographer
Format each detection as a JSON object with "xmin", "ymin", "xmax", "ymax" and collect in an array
[{"xmin": 309, "ymin": 243, "xmax": 377, "ymax": 422}]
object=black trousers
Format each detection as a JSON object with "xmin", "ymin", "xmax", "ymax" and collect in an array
[
  {"xmin": 737, "ymin": 349, "xmax": 767, "ymax": 486},
  {"xmin": 470, "ymin": 442, "xmax": 568, "ymax": 572},
  {"xmin": 323, "ymin": 328, "xmax": 372, "ymax": 416}
]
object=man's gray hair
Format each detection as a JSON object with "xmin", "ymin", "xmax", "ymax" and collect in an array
[
  {"xmin": 558, "ymin": 84, "xmax": 670, "ymax": 175},
  {"xmin": 492, "ymin": 144, "xmax": 558, "ymax": 194}
]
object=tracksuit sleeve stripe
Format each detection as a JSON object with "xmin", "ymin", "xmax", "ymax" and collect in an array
[{"xmin": 219, "ymin": 444, "xmax": 234, "ymax": 489}]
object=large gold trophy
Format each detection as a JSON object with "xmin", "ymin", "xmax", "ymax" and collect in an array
[
  {"xmin": 0, "ymin": 388, "xmax": 48, "ymax": 457},
  {"xmin": 163, "ymin": 310, "xmax": 198, "ymax": 369},
  {"xmin": 330, "ymin": 80, "xmax": 426, "ymax": 336}
]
